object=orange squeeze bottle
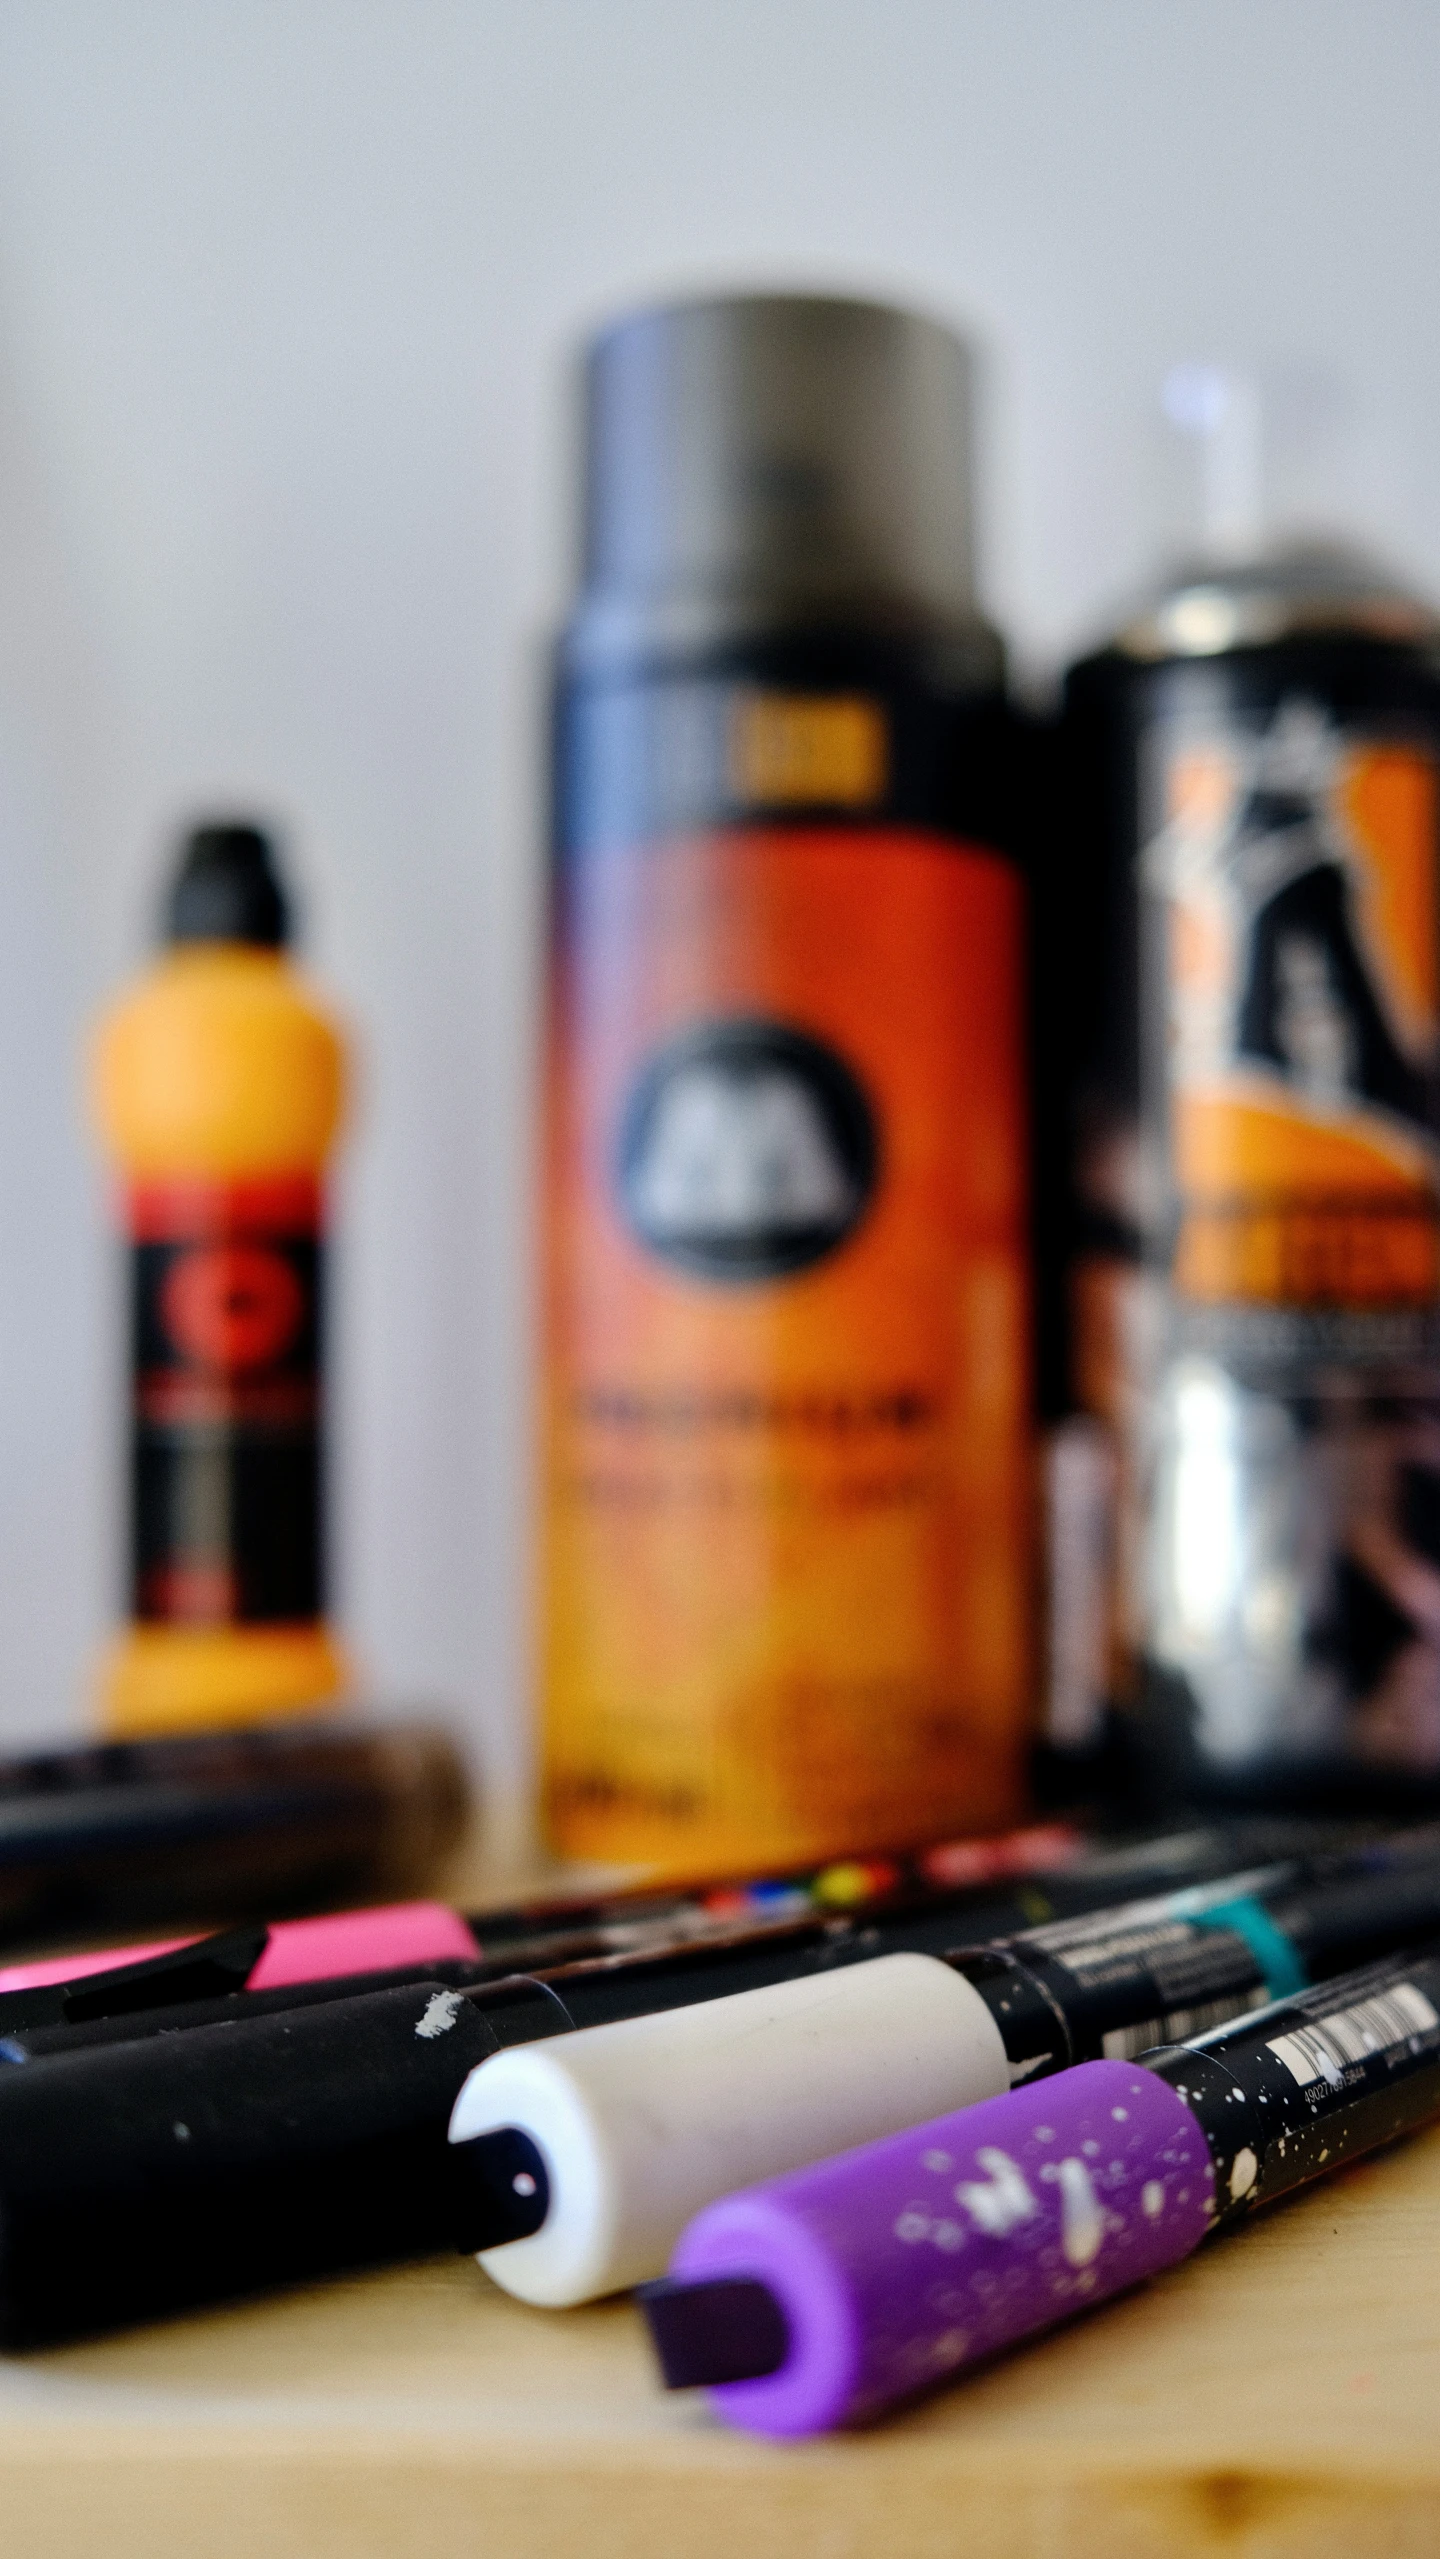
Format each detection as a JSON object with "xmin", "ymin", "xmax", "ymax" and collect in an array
[{"xmin": 90, "ymin": 822, "xmax": 351, "ymax": 1734}]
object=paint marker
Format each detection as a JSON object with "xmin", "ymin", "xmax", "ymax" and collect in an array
[
  {"xmin": 643, "ymin": 1942, "xmax": 1440, "ymax": 2435},
  {"xmin": 447, "ymin": 1837, "xmax": 1440, "ymax": 2305},
  {"xmin": 0, "ymin": 1837, "xmax": 1384, "ymax": 2342},
  {"xmin": 0, "ymin": 1903, "xmax": 479, "ymax": 2016},
  {"xmin": 0, "ymin": 1814, "xmax": 1344, "ymax": 2048},
  {"xmin": 0, "ymin": 1910, "xmax": 984, "ymax": 2343},
  {"xmin": 0, "ymin": 1903, "xmax": 895, "ymax": 2071},
  {"xmin": 0, "ymin": 1976, "xmax": 543, "ymax": 2346},
  {"xmin": 12, "ymin": 1814, "xmax": 1433, "ymax": 2064},
  {"xmin": 0, "ymin": 1826, "xmax": 1088, "ymax": 2009},
  {"xmin": 0, "ymin": 1715, "xmax": 471, "ymax": 1945},
  {"xmin": 1, "ymin": 1830, "xmax": 1432, "ymax": 2344}
]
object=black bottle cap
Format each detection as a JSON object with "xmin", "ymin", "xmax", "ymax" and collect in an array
[{"xmin": 165, "ymin": 822, "xmax": 290, "ymax": 949}]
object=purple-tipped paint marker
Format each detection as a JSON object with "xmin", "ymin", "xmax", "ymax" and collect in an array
[{"xmin": 644, "ymin": 1944, "xmax": 1440, "ymax": 2435}]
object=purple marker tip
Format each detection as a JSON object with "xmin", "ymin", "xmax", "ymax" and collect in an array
[{"xmin": 659, "ymin": 2059, "xmax": 1215, "ymax": 2436}]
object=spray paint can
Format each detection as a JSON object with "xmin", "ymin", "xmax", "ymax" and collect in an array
[
  {"xmin": 1056, "ymin": 527, "xmax": 1440, "ymax": 1801},
  {"xmin": 541, "ymin": 293, "xmax": 1031, "ymax": 1869}
]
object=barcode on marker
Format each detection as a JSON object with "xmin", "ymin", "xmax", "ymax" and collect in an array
[
  {"xmin": 1102, "ymin": 1985, "xmax": 1269, "ymax": 2061},
  {"xmin": 1267, "ymin": 1982, "xmax": 1440, "ymax": 2089}
]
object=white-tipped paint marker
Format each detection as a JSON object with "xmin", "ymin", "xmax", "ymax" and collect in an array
[{"xmin": 448, "ymin": 1952, "xmax": 1010, "ymax": 2305}]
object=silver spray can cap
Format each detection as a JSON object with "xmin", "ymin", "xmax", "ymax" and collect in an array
[{"xmin": 578, "ymin": 292, "xmax": 985, "ymax": 652}]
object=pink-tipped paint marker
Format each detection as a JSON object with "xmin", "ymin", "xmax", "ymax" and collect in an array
[
  {"xmin": 0, "ymin": 1817, "xmax": 1094, "ymax": 2011},
  {"xmin": 0, "ymin": 1900, "xmax": 479, "ymax": 2000}
]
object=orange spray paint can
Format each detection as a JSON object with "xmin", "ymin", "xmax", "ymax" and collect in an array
[{"xmin": 541, "ymin": 295, "xmax": 1032, "ymax": 1868}]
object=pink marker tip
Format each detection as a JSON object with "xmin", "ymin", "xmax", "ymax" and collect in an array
[{"xmin": 0, "ymin": 1899, "xmax": 479, "ymax": 2002}]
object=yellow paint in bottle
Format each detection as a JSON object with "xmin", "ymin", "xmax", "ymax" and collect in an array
[{"xmin": 90, "ymin": 822, "xmax": 350, "ymax": 1733}]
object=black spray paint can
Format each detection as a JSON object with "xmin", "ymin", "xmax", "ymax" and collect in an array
[{"xmin": 1046, "ymin": 542, "xmax": 1440, "ymax": 1805}]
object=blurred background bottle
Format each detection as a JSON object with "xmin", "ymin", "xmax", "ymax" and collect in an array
[
  {"xmin": 91, "ymin": 822, "xmax": 351, "ymax": 1734},
  {"xmin": 541, "ymin": 291, "xmax": 1032, "ymax": 1870},
  {"xmin": 1046, "ymin": 370, "xmax": 1440, "ymax": 1805}
]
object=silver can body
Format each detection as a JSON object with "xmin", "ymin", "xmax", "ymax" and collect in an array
[{"xmin": 1054, "ymin": 547, "xmax": 1440, "ymax": 1795}]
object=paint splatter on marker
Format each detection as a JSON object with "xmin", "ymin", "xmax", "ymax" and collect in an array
[
  {"xmin": 1057, "ymin": 2157, "xmax": 1104, "ymax": 2266},
  {"xmin": 954, "ymin": 2148, "xmax": 1037, "ymax": 2236},
  {"xmin": 415, "ymin": 1990, "xmax": 465, "ymax": 2040},
  {"xmin": 661, "ymin": 2060, "xmax": 1217, "ymax": 2437}
]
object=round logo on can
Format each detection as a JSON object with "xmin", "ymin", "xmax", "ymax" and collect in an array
[{"xmin": 616, "ymin": 1017, "xmax": 879, "ymax": 1281}]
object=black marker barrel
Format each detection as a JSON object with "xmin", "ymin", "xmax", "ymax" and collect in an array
[
  {"xmin": 950, "ymin": 1909, "xmax": 1273, "ymax": 2076},
  {"xmin": 0, "ymin": 1926, "xmax": 883, "ymax": 2342},
  {"xmin": 946, "ymin": 1834, "xmax": 1440, "ymax": 2075},
  {"xmin": 0, "ymin": 1955, "xmax": 502, "ymax": 2058},
  {"xmin": 0, "ymin": 1978, "xmax": 563, "ymax": 2347},
  {"xmin": 1147, "ymin": 1947, "xmax": 1440, "ymax": 2218}
]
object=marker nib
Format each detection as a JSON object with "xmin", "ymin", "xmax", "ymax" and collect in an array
[
  {"xmin": 448, "ymin": 2126, "xmax": 550, "ymax": 2252},
  {"xmin": 639, "ymin": 2277, "xmax": 790, "ymax": 2390}
]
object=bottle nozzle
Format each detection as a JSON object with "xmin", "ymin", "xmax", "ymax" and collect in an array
[{"xmin": 1163, "ymin": 364, "xmax": 1265, "ymax": 561}]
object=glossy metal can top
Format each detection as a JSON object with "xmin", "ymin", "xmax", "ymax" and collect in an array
[
  {"xmin": 1113, "ymin": 537, "xmax": 1440, "ymax": 662},
  {"xmin": 577, "ymin": 292, "xmax": 989, "ymax": 653}
]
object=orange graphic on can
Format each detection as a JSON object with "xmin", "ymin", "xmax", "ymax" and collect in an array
[
  {"xmin": 1146, "ymin": 700, "xmax": 1440, "ymax": 1306},
  {"xmin": 540, "ymin": 823, "xmax": 1031, "ymax": 1870}
]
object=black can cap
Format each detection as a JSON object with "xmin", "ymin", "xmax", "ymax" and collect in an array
[{"xmin": 165, "ymin": 821, "xmax": 290, "ymax": 949}]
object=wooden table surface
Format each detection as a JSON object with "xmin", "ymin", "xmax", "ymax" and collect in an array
[
  {"xmin": 3, "ymin": 2072, "xmax": 1437, "ymax": 2554},
  {"xmin": 3, "ymin": 1831, "xmax": 1439, "ymax": 2557}
]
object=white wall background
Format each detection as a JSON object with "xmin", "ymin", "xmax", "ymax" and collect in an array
[{"xmin": 0, "ymin": 0, "xmax": 1439, "ymax": 1787}]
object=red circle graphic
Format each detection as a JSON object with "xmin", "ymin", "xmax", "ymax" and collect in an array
[{"xmin": 159, "ymin": 1244, "xmax": 305, "ymax": 1372}]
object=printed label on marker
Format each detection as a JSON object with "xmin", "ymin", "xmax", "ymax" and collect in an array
[
  {"xmin": 1015, "ymin": 1908, "xmax": 1269, "ymax": 2062},
  {"xmin": 1023, "ymin": 1912, "xmax": 1199, "ymax": 1974},
  {"xmin": 1023, "ymin": 1915, "xmax": 1258, "ymax": 2005},
  {"xmin": 1267, "ymin": 1980, "xmax": 1440, "ymax": 2089},
  {"xmin": 1102, "ymin": 1985, "xmax": 1269, "ymax": 2062}
]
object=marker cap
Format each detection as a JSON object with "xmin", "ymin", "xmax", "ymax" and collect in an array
[
  {"xmin": 449, "ymin": 1950, "xmax": 1009, "ymax": 2306},
  {"xmin": 658, "ymin": 2059, "xmax": 1215, "ymax": 2436}
]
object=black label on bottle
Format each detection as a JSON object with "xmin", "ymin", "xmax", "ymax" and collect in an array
[{"xmin": 128, "ymin": 1187, "xmax": 323, "ymax": 1625}]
